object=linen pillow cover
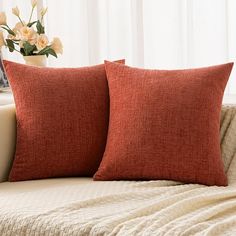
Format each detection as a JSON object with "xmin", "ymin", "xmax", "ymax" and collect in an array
[
  {"xmin": 4, "ymin": 60, "xmax": 124, "ymax": 181},
  {"xmin": 94, "ymin": 61, "xmax": 233, "ymax": 186}
]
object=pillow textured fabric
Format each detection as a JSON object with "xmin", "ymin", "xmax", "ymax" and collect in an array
[
  {"xmin": 94, "ymin": 61, "xmax": 233, "ymax": 186},
  {"xmin": 4, "ymin": 60, "xmax": 124, "ymax": 181}
]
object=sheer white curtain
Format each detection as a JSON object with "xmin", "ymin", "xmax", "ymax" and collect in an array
[
  {"xmin": 42, "ymin": 0, "xmax": 145, "ymax": 67},
  {"xmin": 2, "ymin": 0, "xmax": 236, "ymax": 102}
]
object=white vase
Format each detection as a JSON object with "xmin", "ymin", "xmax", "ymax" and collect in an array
[{"xmin": 23, "ymin": 55, "xmax": 47, "ymax": 67}]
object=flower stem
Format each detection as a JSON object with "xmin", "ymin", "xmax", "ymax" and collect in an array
[
  {"xmin": 17, "ymin": 16, "xmax": 25, "ymax": 26},
  {"xmin": 2, "ymin": 24, "xmax": 10, "ymax": 30},
  {"xmin": 1, "ymin": 25, "xmax": 16, "ymax": 36},
  {"xmin": 28, "ymin": 7, "xmax": 34, "ymax": 24}
]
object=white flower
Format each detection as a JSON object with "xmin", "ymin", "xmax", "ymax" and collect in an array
[
  {"xmin": 0, "ymin": 31, "xmax": 5, "ymax": 48},
  {"xmin": 14, "ymin": 22, "xmax": 25, "ymax": 32},
  {"xmin": 19, "ymin": 26, "xmax": 37, "ymax": 46},
  {"xmin": 40, "ymin": 7, "xmax": 48, "ymax": 17},
  {"xmin": 9, "ymin": 22, "xmax": 25, "ymax": 41},
  {"xmin": 19, "ymin": 26, "xmax": 36, "ymax": 41},
  {"xmin": 28, "ymin": 34, "xmax": 37, "ymax": 45},
  {"xmin": 36, "ymin": 34, "xmax": 48, "ymax": 50},
  {"xmin": 31, "ymin": 0, "xmax": 37, "ymax": 8},
  {"xmin": 51, "ymin": 37, "xmax": 63, "ymax": 54},
  {"xmin": 12, "ymin": 7, "xmax": 20, "ymax": 17},
  {"xmin": 0, "ymin": 12, "xmax": 7, "ymax": 25}
]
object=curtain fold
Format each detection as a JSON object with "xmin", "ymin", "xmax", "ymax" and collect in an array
[{"xmin": 1, "ymin": 0, "xmax": 236, "ymax": 99}]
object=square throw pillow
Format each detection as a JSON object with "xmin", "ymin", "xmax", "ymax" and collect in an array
[
  {"xmin": 4, "ymin": 60, "xmax": 124, "ymax": 181},
  {"xmin": 94, "ymin": 61, "xmax": 233, "ymax": 186}
]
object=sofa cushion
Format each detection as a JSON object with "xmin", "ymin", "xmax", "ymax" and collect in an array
[
  {"xmin": 94, "ymin": 61, "xmax": 233, "ymax": 186},
  {"xmin": 4, "ymin": 60, "xmax": 123, "ymax": 181}
]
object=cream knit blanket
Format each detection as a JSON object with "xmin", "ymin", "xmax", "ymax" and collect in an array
[{"xmin": 0, "ymin": 105, "xmax": 236, "ymax": 236}]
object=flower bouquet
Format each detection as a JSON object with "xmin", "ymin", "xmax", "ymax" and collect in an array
[{"xmin": 0, "ymin": 0, "xmax": 63, "ymax": 66}]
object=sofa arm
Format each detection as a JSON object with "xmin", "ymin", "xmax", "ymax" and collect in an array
[{"xmin": 0, "ymin": 104, "xmax": 16, "ymax": 182}]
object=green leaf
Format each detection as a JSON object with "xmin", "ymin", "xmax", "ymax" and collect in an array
[
  {"xmin": 38, "ymin": 46, "xmax": 57, "ymax": 58},
  {"xmin": 1, "ymin": 26, "xmax": 15, "ymax": 36},
  {"xmin": 36, "ymin": 20, "xmax": 45, "ymax": 34},
  {"xmin": 20, "ymin": 48, "xmax": 26, "ymax": 56},
  {"xmin": 27, "ymin": 21, "xmax": 37, "ymax": 27},
  {"xmin": 47, "ymin": 48, "xmax": 57, "ymax": 58},
  {"xmin": 6, "ymin": 39, "xmax": 15, "ymax": 52},
  {"xmin": 23, "ymin": 41, "xmax": 36, "ymax": 56},
  {"xmin": 38, "ymin": 46, "xmax": 51, "ymax": 55}
]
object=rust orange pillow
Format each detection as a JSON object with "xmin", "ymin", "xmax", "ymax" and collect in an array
[
  {"xmin": 4, "ymin": 60, "xmax": 124, "ymax": 181},
  {"xmin": 94, "ymin": 61, "xmax": 233, "ymax": 186}
]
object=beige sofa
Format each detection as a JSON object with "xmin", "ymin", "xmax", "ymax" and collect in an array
[
  {"xmin": 0, "ymin": 104, "xmax": 236, "ymax": 235},
  {"xmin": 0, "ymin": 104, "xmax": 16, "ymax": 182}
]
